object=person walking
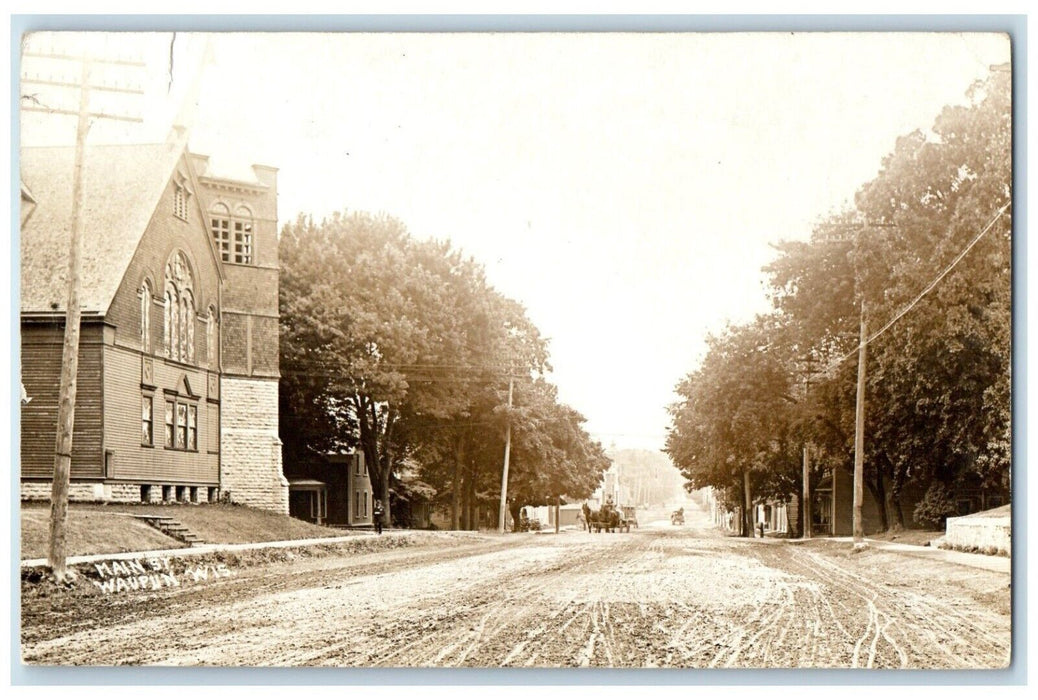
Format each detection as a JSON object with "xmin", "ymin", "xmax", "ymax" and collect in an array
[{"xmin": 372, "ymin": 498, "xmax": 385, "ymax": 535}]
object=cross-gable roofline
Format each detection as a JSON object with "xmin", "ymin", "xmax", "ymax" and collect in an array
[{"xmin": 19, "ymin": 141, "xmax": 225, "ymax": 316}]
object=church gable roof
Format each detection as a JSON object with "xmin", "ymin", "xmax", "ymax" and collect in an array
[{"xmin": 20, "ymin": 142, "xmax": 187, "ymax": 315}]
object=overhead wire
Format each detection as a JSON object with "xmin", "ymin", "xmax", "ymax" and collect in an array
[{"xmin": 815, "ymin": 201, "xmax": 1010, "ymax": 378}]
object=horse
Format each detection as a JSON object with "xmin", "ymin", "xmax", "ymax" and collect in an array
[
  {"xmin": 593, "ymin": 504, "xmax": 622, "ymax": 533},
  {"xmin": 581, "ymin": 502, "xmax": 593, "ymax": 532}
]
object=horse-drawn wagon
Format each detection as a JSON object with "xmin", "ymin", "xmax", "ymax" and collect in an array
[{"xmin": 581, "ymin": 502, "xmax": 631, "ymax": 533}]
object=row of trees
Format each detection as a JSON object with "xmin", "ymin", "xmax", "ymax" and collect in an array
[
  {"xmin": 608, "ymin": 448, "xmax": 688, "ymax": 507},
  {"xmin": 279, "ymin": 211, "xmax": 611, "ymax": 529},
  {"xmin": 666, "ymin": 66, "xmax": 1011, "ymax": 535}
]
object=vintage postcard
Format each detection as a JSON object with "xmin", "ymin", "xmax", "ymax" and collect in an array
[{"xmin": 17, "ymin": 29, "xmax": 1012, "ymax": 670}]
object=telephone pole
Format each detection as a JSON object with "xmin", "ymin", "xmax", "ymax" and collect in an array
[
  {"xmin": 498, "ymin": 373, "xmax": 515, "ymax": 533},
  {"xmin": 815, "ymin": 222, "xmax": 890, "ymax": 548},
  {"xmin": 802, "ymin": 445, "xmax": 812, "ymax": 539},
  {"xmin": 22, "ymin": 45, "xmax": 143, "ymax": 581},
  {"xmin": 796, "ymin": 353, "xmax": 817, "ymax": 540},
  {"xmin": 852, "ymin": 299, "xmax": 868, "ymax": 547}
]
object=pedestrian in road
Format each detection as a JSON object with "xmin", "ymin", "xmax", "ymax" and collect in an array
[{"xmin": 373, "ymin": 498, "xmax": 385, "ymax": 535}]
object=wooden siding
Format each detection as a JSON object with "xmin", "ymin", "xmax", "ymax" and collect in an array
[
  {"xmin": 21, "ymin": 322, "xmax": 104, "ymax": 479},
  {"xmin": 103, "ymin": 344, "xmax": 218, "ymax": 484}
]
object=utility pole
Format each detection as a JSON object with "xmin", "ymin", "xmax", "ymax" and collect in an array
[
  {"xmin": 852, "ymin": 299, "xmax": 868, "ymax": 547},
  {"xmin": 21, "ymin": 46, "xmax": 143, "ymax": 581},
  {"xmin": 817, "ymin": 222, "xmax": 889, "ymax": 547},
  {"xmin": 802, "ymin": 445, "xmax": 812, "ymax": 539},
  {"xmin": 797, "ymin": 352, "xmax": 816, "ymax": 540},
  {"xmin": 498, "ymin": 373, "xmax": 515, "ymax": 533}
]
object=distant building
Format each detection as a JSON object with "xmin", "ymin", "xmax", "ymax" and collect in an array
[
  {"xmin": 810, "ymin": 468, "xmax": 1005, "ymax": 536},
  {"xmin": 20, "ymin": 140, "xmax": 288, "ymax": 511},
  {"xmin": 283, "ymin": 452, "xmax": 373, "ymax": 527},
  {"xmin": 592, "ymin": 463, "xmax": 626, "ymax": 507}
]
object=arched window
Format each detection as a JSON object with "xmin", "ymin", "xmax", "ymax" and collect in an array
[
  {"xmin": 163, "ymin": 251, "xmax": 196, "ymax": 363},
  {"xmin": 233, "ymin": 205, "xmax": 254, "ymax": 264},
  {"xmin": 180, "ymin": 289, "xmax": 195, "ymax": 363},
  {"xmin": 209, "ymin": 203, "xmax": 231, "ymax": 261},
  {"xmin": 139, "ymin": 280, "xmax": 151, "ymax": 353},
  {"xmin": 164, "ymin": 288, "xmax": 176, "ymax": 358}
]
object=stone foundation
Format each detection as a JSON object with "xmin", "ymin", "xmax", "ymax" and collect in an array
[
  {"xmin": 22, "ymin": 481, "xmax": 143, "ymax": 504},
  {"xmin": 219, "ymin": 376, "xmax": 289, "ymax": 513},
  {"xmin": 21, "ymin": 481, "xmax": 219, "ymax": 504}
]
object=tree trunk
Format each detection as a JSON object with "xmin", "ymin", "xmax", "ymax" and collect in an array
[
  {"xmin": 742, "ymin": 469, "xmax": 753, "ymax": 537},
  {"xmin": 508, "ymin": 502, "xmax": 521, "ymax": 532},
  {"xmin": 891, "ymin": 492, "xmax": 905, "ymax": 531},
  {"xmin": 356, "ymin": 397, "xmax": 380, "ymax": 498},
  {"xmin": 460, "ymin": 467, "xmax": 469, "ymax": 530},
  {"xmin": 466, "ymin": 463, "xmax": 477, "ymax": 530},
  {"xmin": 866, "ymin": 471, "xmax": 889, "ymax": 533},
  {"xmin": 380, "ymin": 449, "xmax": 393, "ymax": 530},
  {"xmin": 451, "ymin": 436, "xmax": 463, "ymax": 530}
]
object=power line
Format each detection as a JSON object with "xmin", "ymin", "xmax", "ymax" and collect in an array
[
  {"xmin": 862, "ymin": 202, "xmax": 1010, "ymax": 347},
  {"xmin": 280, "ymin": 368, "xmax": 524, "ymax": 384},
  {"xmin": 817, "ymin": 202, "xmax": 1010, "ymax": 378}
]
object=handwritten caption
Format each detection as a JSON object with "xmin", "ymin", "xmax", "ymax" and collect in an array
[{"xmin": 90, "ymin": 557, "xmax": 232, "ymax": 595}]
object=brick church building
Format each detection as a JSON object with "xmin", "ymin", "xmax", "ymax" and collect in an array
[{"xmin": 19, "ymin": 138, "xmax": 288, "ymax": 513}]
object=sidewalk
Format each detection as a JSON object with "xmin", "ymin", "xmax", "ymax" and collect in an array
[{"xmin": 828, "ymin": 536, "xmax": 1011, "ymax": 574}]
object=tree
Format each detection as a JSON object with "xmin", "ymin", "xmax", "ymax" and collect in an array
[
  {"xmin": 850, "ymin": 65, "xmax": 1011, "ymax": 500},
  {"xmin": 280, "ymin": 212, "xmax": 479, "ymax": 526},
  {"xmin": 401, "ymin": 266, "xmax": 551, "ymax": 530},
  {"xmin": 761, "ymin": 65, "xmax": 1012, "ymax": 530},
  {"xmin": 500, "ymin": 378, "xmax": 611, "ymax": 530},
  {"xmin": 280, "ymin": 210, "xmax": 564, "ymax": 530},
  {"xmin": 606, "ymin": 449, "xmax": 686, "ymax": 507},
  {"xmin": 666, "ymin": 314, "xmax": 799, "ymax": 536}
]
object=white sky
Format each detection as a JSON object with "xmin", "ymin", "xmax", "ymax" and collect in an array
[{"xmin": 18, "ymin": 31, "xmax": 1011, "ymax": 451}]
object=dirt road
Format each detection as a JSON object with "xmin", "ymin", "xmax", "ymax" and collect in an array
[{"xmin": 21, "ymin": 523, "xmax": 1011, "ymax": 668}]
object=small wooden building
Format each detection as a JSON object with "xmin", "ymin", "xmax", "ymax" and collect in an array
[{"xmin": 283, "ymin": 452, "xmax": 372, "ymax": 528}]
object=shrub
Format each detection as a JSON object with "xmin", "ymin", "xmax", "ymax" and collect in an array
[{"xmin": 913, "ymin": 482, "xmax": 959, "ymax": 529}]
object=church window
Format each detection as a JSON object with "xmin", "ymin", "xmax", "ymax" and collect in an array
[{"xmin": 163, "ymin": 251, "xmax": 196, "ymax": 363}]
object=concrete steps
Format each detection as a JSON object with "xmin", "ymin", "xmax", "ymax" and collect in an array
[{"xmin": 133, "ymin": 515, "xmax": 205, "ymax": 546}]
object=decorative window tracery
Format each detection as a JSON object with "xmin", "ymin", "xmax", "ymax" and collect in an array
[{"xmin": 163, "ymin": 251, "xmax": 196, "ymax": 363}]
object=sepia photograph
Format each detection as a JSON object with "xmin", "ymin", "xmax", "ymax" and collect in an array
[{"xmin": 15, "ymin": 26, "xmax": 1014, "ymax": 671}]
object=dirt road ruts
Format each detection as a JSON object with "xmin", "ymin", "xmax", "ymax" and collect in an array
[{"xmin": 21, "ymin": 526, "xmax": 1010, "ymax": 668}]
